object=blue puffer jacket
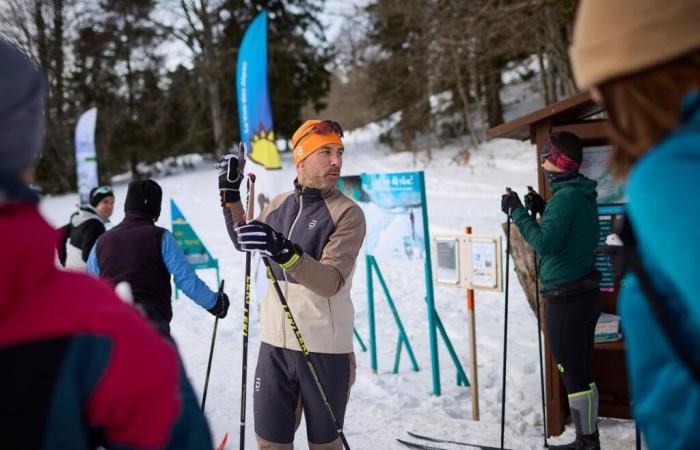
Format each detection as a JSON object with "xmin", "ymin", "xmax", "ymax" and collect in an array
[{"xmin": 620, "ymin": 90, "xmax": 700, "ymax": 450}]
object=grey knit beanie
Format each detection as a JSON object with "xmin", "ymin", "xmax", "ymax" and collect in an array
[{"xmin": 0, "ymin": 40, "xmax": 45, "ymax": 177}]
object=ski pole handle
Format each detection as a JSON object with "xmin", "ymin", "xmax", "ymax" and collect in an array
[
  {"xmin": 218, "ymin": 279, "xmax": 225, "ymax": 295},
  {"xmin": 245, "ymin": 173, "xmax": 256, "ymax": 222}
]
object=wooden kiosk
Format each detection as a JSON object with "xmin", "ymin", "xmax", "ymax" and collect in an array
[{"xmin": 488, "ymin": 92, "xmax": 631, "ymax": 436}]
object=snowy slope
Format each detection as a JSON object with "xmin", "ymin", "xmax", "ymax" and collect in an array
[{"xmin": 40, "ymin": 128, "xmax": 636, "ymax": 450}]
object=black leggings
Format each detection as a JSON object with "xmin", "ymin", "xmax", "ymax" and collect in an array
[{"xmin": 545, "ymin": 289, "xmax": 602, "ymax": 394}]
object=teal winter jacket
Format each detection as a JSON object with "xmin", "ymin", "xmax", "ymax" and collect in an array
[{"xmin": 619, "ymin": 91, "xmax": 700, "ymax": 450}]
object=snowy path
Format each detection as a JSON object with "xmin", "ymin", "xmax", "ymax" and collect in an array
[{"xmin": 40, "ymin": 132, "xmax": 636, "ymax": 449}]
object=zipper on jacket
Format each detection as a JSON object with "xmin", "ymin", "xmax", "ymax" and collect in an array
[{"xmin": 281, "ymin": 187, "xmax": 305, "ymax": 348}]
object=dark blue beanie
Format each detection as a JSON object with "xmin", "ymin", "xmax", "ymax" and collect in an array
[{"xmin": 0, "ymin": 39, "xmax": 45, "ymax": 178}]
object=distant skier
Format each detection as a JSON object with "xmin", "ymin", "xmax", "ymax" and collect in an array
[
  {"xmin": 62, "ymin": 185, "xmax": 114, "ymax": 270},
  {"xmin": 409, "ymin": 209, "xmax": 415, "ymax": 240},
  {"xmin": 0, "ymin": 39, "xmax": 212, "ymax": 449},
  {"xmin": 502, "ymin": 131, "xmax": 601, "ymax": 450},
  {"xmin": 219, "ymin": 120, "xmax": 366, "ymax": 449},
  {"xmin": 88, "ymin": 179, "xmax": 229, "ymax": 335}
]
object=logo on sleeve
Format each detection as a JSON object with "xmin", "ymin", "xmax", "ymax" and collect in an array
[{"xmin": 307, "ymin": 219, "xmax": 317, "ymax": 230}]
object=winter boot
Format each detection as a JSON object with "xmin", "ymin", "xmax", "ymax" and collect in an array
[
  {"xmin": 549, "ymin": 386, "xmax": 601, "ymax": 449},
  {"xmin": 548, "ymin": 430, "xmax": 600, "ymax": 450}
]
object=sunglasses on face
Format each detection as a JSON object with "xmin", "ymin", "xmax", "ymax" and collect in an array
[
  {"xmin": 293, "ymin": 120, "xmax": 344, "ymax": 149},
  {"xmin": 92, "ymin": 185, "xmax": 113, "ymax": 199}
]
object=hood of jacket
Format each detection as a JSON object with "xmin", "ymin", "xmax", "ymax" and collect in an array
[
  {"xmin": 550, "ymin": 174, "xmax": 598, "ymax": 201},
  {"xmin": 0, "ymin": 205, "xmax": 56, "ymax": 313},
  {"xmin": 71, "ymin": 205, "xmax": 108, "ymax": 227}
]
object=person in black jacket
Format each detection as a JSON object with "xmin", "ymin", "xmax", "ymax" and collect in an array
[
  {"xmin": 88, "ymin": 179, "xmax": 229, "ymax": 335},
  {"xmin": 62, "ymin": 186, "xmax": 114, "ymax": 269}
]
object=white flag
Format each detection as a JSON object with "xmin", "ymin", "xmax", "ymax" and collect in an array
[{"xmin": 75, "ymin": 108, "xmax": 98, "ymax": 206}]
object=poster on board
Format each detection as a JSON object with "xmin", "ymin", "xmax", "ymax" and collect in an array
[
  {"xmin": 468, "ymin": 236, "xmax": 502, "ymax": 291},
  {"xmin": 435, "ymin": 237, "xmax": 460, "ymax": 285},
  {"xmin": 579, "ymin": 145, "xmax": 626, "ymax": 204},
  {"xmin": 339, "ymin": 171, "xmax": 426, "ymax": 261}
]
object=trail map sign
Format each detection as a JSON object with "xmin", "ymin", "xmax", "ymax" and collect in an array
[
  {"xmin": 170, "ymin": 199, "xmax": 217, "ymax": 269},
  {"xmin": 359, "ymin": 171, "xmax": 425, "ymax": 261}
]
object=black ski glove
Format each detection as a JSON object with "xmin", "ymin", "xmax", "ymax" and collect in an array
[
  {"xmin": 524, "ymin": 186, "xmax": 546, "ymax": 216},
  {"xmin": 208, "ymin": 291, "xmax": 230, "ymax": 318},
  {"xmin": 234, "ymin": 220, "xmax": 303, "ymax": 269},
  {"xmin": 218, "ymin": 153, "xmax": 244, "ymax": 207},
  {"xmin": 501, "ymin": 191, "xmax": 523, "ymax": 215}
]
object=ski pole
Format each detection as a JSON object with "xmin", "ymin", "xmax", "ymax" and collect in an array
[
  {"xmin": 533, "ymin": 254, "xmax": 548, "ymax": 447},
  {"xmin": 261, "ymin": 257, "xmax": 352, "ymax": 450},
  {"xmin": 526, "ymin": 185, "xmax": 548, "ymax": 446},
  {"xmin": 202, "ymin": 279, "xmax": 225, "ymax": 411},
  {"xmin": 500, "ymin": 188, "xmax": 513, "ymax": 450},
  {"xmin": 239, "ymin": 174, "xmax": 256, "ymax": 450}
]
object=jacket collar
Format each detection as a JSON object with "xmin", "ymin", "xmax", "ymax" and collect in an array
[
  {"xmin": 72, "ymin": 205, "xmax": 108, "ymax": 227},
  {"xmin": 294, "ymin": 178, "xmax": 336, "ymax": 201},
  {"xmin": 0, "ymin": 205, "xmax": 56, "ymax": 308},
  {"xmin": 0, "ymin": 174, "xmax": 39, "ymax": 206},
  {"xmin": 123, "ymin": 210, "xmax": 156, "ymax": 223}
]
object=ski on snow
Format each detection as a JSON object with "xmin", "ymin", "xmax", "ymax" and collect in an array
[
  {"xmin": 397, "ymin": 438, "xmax": 449, "ymax": 450},
  {"xmin": 398, "ymin": 431, "xmax": 510, "ymax": 450}
]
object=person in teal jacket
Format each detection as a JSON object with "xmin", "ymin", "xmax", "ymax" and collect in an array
[
  {"xmin": 570, "ymin": 1, "xmax": 700, "ymax": 448},
  {"xmin": 502, "ymin": 131, "xmax": 601, "ymax": 450}
]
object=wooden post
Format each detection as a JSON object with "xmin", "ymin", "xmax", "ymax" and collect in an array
[{"xmin": 466, "ymin": 226, "xmax": 480, "ymax": 421}]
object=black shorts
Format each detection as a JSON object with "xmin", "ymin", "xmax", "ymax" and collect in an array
[{"xmin": 253, "ymin": 342, "xmax": 355, "ymax": 445}]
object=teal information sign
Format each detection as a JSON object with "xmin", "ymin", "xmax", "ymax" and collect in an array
[{"xmin": 171, "ymin": 199, "xmax": 217, "ymax": 269}]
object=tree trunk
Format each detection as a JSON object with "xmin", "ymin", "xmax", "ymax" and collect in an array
[
  {"xmin": 50, "ymin": 0, "xmax": 71, "ymax": 187},
  {"xmin": 484, "ymin": 58, "xmax": 504, "ymax": 128},
  {"xmin": 452, "ymin": 52, "xmax": 480, "ymax": 146},
  {"xmin": 472, "ymin": 63, "xmax": 487, "ymax": 129},
  {"xmin": 502, "ymin": 221, "xmax": 539, "ymax": 319},
  {"xmin": 198, "ymin": 0, "xmax": 225, "ymax": 157},
  {"xmin": 538, "ymin": 50, "xmax": 553, "ymax": 105}
]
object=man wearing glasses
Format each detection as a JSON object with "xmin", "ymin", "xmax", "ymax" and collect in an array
[
  {"xmin": 62, "ymin": 185, "xmax": 114, "ymax": 270},
  {"xmin": 219, "ymin": 120, "xmax": 365, "ymax": 450}
]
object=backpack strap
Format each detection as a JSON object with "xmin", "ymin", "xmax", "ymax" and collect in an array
[{"xmin": 620, "ymin": 215, "xmax": 700, "ymax": 383}]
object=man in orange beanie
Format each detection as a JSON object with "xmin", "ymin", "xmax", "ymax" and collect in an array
[{"xmin": 218, "ymin": 119, "xmax": 365, "ymax": 449}]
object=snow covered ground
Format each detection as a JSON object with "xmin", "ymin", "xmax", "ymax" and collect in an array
[{"xmin": 40, "ymin": 125, "xmax": 637, "ymax": 449}]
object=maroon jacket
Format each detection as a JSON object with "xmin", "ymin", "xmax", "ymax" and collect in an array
[{"xmin": 0, "ymin": 205, "xmax": 211, "ymax": 449}]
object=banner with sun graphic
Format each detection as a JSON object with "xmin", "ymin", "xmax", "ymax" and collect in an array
[{"xmin": 236, "ymin": 10, "xmax": 281, "ymax": 170}]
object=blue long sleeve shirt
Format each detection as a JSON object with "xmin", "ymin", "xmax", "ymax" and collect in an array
[{"xmin": 87, "ymin": 231, "xmax": 216, "ymax": 309}]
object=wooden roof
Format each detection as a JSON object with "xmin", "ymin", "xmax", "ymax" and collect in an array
[{"xmin": 488, "ymin": 91, "xmax": 604, "ymax": 141}]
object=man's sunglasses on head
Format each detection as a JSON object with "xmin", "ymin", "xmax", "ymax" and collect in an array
[{"xmin": 293, "ymin": 120, "xmax": 344, "ymax": 149}]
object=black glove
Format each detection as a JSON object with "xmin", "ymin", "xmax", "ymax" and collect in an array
[
  {"xmin": 234, "ymin": 220, "xmax": 303, "ymax": 268},
  {"xmin": 218, "ymin": 153, "xmax": 244, "ymax": 207},
  {"xmin": 501, "ymin": 191, "xmax": 523, "ymax": 215},
  {"xmin": 524, "ymin": 187, "xmax": 546, "ymax": 216},
  {"xmin": 208, "ymin": 291, "xmax": 230, "ymax": 318}
]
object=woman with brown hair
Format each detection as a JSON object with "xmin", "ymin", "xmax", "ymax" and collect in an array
[{"xmin": 570, "ymin": 1, "xmax": 700, "ymax": 448}]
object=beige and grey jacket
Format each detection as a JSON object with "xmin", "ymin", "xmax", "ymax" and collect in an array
[{"xmin": 225, "ymin": 181, "xmax": 366, "ymax": 353}]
